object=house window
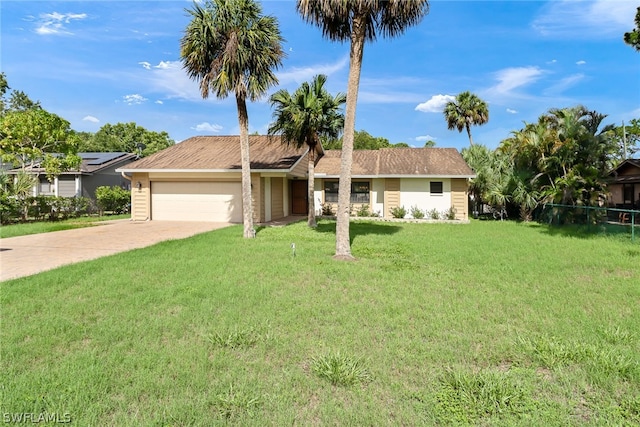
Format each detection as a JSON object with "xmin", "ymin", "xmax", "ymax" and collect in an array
[
  {"xmin": 39, "ymin": 177, "xmax": 52, "ymax": 194},
  {"xmin": 623, "ymin": 184, "xmax": 634, "ymax": 204},
  {"xmin": 430, "ymin": 181, "xmax": 443, "ymax": 195},
  {"xmin": 324, "ymin": 181, "xmax": 370, "ymax": 203}
]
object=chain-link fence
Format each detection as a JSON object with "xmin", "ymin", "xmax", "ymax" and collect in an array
[{"xmin": 540, "ymin": 203, "xmax": 639, "ymax": 242}]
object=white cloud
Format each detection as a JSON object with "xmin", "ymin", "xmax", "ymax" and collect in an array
[
  {"xmin": 143, "ymin": 60, "xmax": 205, "ymax": 101},
  {"xmin": 155, "ymin": 100, "xmax": 163, "ymax": 105},
  {"xmin": 35, "ymin": 12, "xmax": 87, "ymax": 35},
  {"xmin": 123, "ymin": 94, "xmax": 147, "ymax": 105},
  {"xmin": 547, "ymin": 59, "xmax": 557, "ymax": 64},
  {"xmin": 543, "ymin": 73, "xmax": 586, "ymax": 95},
  {"xmin": 82, "ymin": 115, "xmax": 99, "ymax": 123},
  {"xmin": 415, "ymin": 135, "xmax": 437, "ymax": 142},
  {"xmin": 276, "ymin": 56, "xmax": 348, "ymax": 86},
  {"xmin": 154, "ymin": 61, "xmax": 173, "ymax": 69},
  {"xmin": 532, "ymin": 0, "xmax": 636, "ymax": 38},
  {"xmin": 139, "ymin": 61, "xmax": 151, "ymax": 70},
  {"xmin": 192, "ymin": 122, "xmax": 223, "ymax": 133},
  {"xmin": 488, "ymin": 66, "xmax": 544, "ymax": 95},
  {"xmin": 506, "ymin": 109, "xmax": 518, "ymax": 114},
  {"xmin": 415, "ymin": 94, "xmax": 455, "ymax": 113},
  {"xmin": 576, "ymin": 60, "xmax": 586, "ymax": 65}
]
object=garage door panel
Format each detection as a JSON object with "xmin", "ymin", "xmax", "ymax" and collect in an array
[{"xmin": 151, "ymin": 181, "xmax": 242, "ymax": 222}]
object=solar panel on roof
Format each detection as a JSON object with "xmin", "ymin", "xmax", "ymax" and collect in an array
[{"xmin": 79, "ymin": 152, "xmax": 127, "ymax": 165}]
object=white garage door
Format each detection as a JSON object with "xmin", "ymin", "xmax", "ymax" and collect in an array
[{"xmin": 151, "ymin": 181, "xmax": 242, "ymax": 222}]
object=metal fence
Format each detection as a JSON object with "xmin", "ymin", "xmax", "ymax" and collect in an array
[{"xmin": 540, "ymin": 203, "xmax": 639, "ymax": 242}]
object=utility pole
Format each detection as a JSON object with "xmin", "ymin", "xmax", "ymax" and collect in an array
[{"xmin": 622, "ymin": 121, "xmax": 628, "ymax": 160}]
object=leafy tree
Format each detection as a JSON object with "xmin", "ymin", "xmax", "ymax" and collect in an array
[
  {"xmin": 297, "ymin": 0, "xmax": 430, "ymax": 260},
  {"xmin": 0, "ymin": 73, "xmax": 41, "ymax": 115},
  {"xmin": 181, "ymin": 0, "xmax": 284, "ymax": 238},
  {"xmin": 268, "ymin": 74, "xmax": 346, "ymax": 227},
  {"xmin": 499, "ymin": 105, "xmax": 617, "ymax": 212},
  {"xmin": 423, "ymin": 140, "xmax": 436, "ymax": 147},
  {"xmin": 0, "ymin": 109, "xmax": 80, "ymax": 176},
  {"xmin": 322, "ymin": 130, "xmax": 407, "ymax": 150},
  {"xmin": 444, "ymin": 91, "xmax": 489, "ymax": 146},
  {"xmin": 0, "ymin": 73, "xmax": 8, "ymax": 114},
  {"xmin": 77, "ymin": 122, "xmax": 174, "ymax": 156},
  {"xmin": 624, "ymin": 7, "xmax": 640, "ymax": 51},
  {"xmin": 609, "ymin": 118, "xmax": 640, "ymax": 160}
]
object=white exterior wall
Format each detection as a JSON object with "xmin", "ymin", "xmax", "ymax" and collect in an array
[
  {"xmin": 371, "ymin": 178, "xmax": 385, "ymax": 217},
  {"xmin": 400, "ymin": 178, "xmax": 452, "ymax": 217}
]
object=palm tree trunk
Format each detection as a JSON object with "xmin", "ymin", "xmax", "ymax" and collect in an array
[
  {"xmin": 236, "ymin": 94, "xmax": 255, "ymax": 238},
  {"xmin": 466, "ymin": 124, "xmax": 474, "ymax": 146},
  {"xmin": 307, "ymin": 145, "xmax": 317, "ymax": 228},
  {"xmin": 334, "ymin": 13, "xmax": 365, "ymax": 261}
]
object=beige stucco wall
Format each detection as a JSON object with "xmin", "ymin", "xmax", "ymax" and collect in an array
[
  {"xmin": 271, "ymin": 177, "xmax": 284, "ymax": 220},
  {"xmin": 131, "ymin": 173, "xmax": 150, "ymax": 221},
  {"xmin": 384, "ymin": 179, "xmax": 401, "ymax": 218},
  {"xmin": 451, "ymin": 178, "xmax": 469, "ymax": 220}
]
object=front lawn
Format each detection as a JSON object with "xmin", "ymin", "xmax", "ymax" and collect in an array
[
  {"xmin": 0, "ymin": 214, "xmax": 130, "ymax": 239},
  {"xmin": 1, "ymin": 220, "xmax": 638, "ymax": 425}
]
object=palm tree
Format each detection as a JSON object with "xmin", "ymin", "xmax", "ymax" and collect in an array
[
  {"xmin": 444, "ymin": 91, "xmax": 489, "ymax": 146},
  {"xmin": 180, "ymin": 0, "xmax": 284, "ymax": 238},
  {"xmin": 296, "ymin": 0, "xmax": 430, "ymax": 260},
  {"xmin": 268, "ymin": 74, "xmax": 346, "ymax": 228}
]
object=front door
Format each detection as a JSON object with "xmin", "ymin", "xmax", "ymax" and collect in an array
[{"xmin": 291, "ymin": 180, "xmax": 308, "ymax": 215}]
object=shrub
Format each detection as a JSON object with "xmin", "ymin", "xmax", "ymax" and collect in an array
[
  {"xmin": 0, "ymin": 194, "xmax": 20, "ymax": 224},
  {"xmin": 320, "ymin": 202, "xmax": 334, "ymax": 216},
  {"xmin": 390, "ymin": 205, "xmax": 406, "ymax": 218},
  {"xmin": 28, "ymin": 195, "xmax": 54, "ymax": 220},
  {"xmin": 410, "ymin": 205, "xmax": 424, "ymax": 219},
  {"xmin": 95, "ymin": 186, "xmax": 130, "ymax": 214},
  {"xmin": 356, "ymin": 204, "xmax": 372, "ymax": 217},
  {"xmin": 428, "ymin": 208, "xmax": 440, "ymax": 220},
  {"xmin": 444, "ymin": 206, "xmax": 457, "ymax": 220}
]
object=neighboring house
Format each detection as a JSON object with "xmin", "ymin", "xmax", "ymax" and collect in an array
[
  {"xmin": 608, "ymin": 159, "xmax": 640, "ymax": 209},
  {"xmin": 6, "ymin": 152, "xmax": 137, "ymax": 199},
  {"xmin": 116, "ymin": 135, "xmax": 475, "ymax": 223}
]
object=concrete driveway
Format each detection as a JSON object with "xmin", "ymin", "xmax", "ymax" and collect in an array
[{"xmin": 0, "ymin": 220, "xmax": 232, "ymax": 281}]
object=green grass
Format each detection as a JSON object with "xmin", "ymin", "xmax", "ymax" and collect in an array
[
  {"xmin": 1, "ymin": 220, "xmax": 639, "ymax": 425},
  {"xmin": 0, "ymin": 214, "xmax": 130, "ymax": 238}
]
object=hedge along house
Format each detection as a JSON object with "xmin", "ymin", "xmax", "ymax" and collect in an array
[
  {"xmin": 117, "ymin": 135, "xmax": 312, "ymax": 223},
  {"xmin": 314, "ymin": 148, "xmax": 475, "ymax": 220},
  {"xmin": 117, "ymin": 135, "xmax": 475, "ymax": 223},
  {"xmin": 6, "ymin": 152, "xmax": 136, "ymax": 200}
]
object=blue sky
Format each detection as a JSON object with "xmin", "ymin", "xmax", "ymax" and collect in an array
[{"xmin": 2, "ymin": 1, "xmax": 639, "ymax": 151}]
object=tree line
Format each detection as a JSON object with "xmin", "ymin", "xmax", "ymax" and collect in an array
[{"xmin": 462, "ymin": 107, "xmax": 639, "ymax": 222}]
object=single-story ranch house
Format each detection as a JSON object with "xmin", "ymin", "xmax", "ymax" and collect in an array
[
  {"xmin": 7, "ymin": 152, "xmax": 136, "ymax": 199},
  {"xmin": 116, "ymin": 135, "xmax": 475, "ymax": 223}
]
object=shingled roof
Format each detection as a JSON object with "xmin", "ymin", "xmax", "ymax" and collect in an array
[
  {"xmin": 119, "ymin": 135, "xmax": 307, "ymax": 171},
  {"xmin": 315, "ymin": 148, "xmax": 475, "ymax": 177}
]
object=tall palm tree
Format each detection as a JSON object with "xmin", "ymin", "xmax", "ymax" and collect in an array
[
  {"xmin": 444, "ymin": 91, "xmax": 489, "ymax": 146},
  {"xmin": 268, "ymin": 74, "xmax": 346, "ymax": 228},
  {"xmin": 181, "ymin": 0, "xmax": 284, "ymax": 238},
  {"xmin": 296, "ymin": 0, "xmax": 429, "ymax": 260}
]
